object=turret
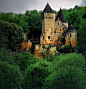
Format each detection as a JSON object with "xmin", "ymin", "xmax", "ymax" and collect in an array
[
  {"xmin": 65, "ymin": 24, "xmax": 77, "ymax": 47},
  {"xmin": 55, "ymin": 8, "xmax": 68, "ymax": 28}
]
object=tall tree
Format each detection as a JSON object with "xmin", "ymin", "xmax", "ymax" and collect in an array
[
  {"xmin": 0, "ymin": 61, "xmax": 23, "ymax": 89},
  {"xmin": 0, "ymin": 20, "xmax": 23, "ymax": 51},
  {"xmin": 77, "ymin": 19, "xmax": 86, "ymax": 56},
  {"xmin": 24, "ymin": 59, "xmax": 53, "ymax": 89},
  {"xmin": 43, "ymin": 53, "xmax": 86, "ymax": 89}
]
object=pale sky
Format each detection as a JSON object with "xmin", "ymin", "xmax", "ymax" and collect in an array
[{"xmin": 0, "ymin": 0, "xmax": 86, "ymax": 13}]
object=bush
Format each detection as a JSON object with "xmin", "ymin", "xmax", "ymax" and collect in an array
[
  {"xmin": 56, "ymin": 45, "xmax": 77, "ymax": 53},
  {"xmin": 0, "ymin": 61, "xmax": 23, "ymax": 89}
]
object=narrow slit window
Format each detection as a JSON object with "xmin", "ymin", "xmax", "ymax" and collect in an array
[
  {"xmin": 43, "ymin": 36, "xmax": 45, "ymax": 40},
  {"xmin": 58, "ymin": 22, "xmax": 59, "ymax": 25},
  {"xmin": 48, "ymin": 36, "xmax": 50, "ymax": 39}
]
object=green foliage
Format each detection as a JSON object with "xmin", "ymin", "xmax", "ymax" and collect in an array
[
  {"xmin": 77, "ymin": 19, "xmax": 86, "ymax": 56},
  {"xmin": 54, "ymin": 53, "xmax": 85, "ymax": 69},
  {"xmin": 0, "ymin": 10, "xmax": 42, "ymax": 34},
  {"xmin": 0, "ymin": 48, "xmax": 16, "ymax": 65},
  {"xmin": 0, "ymin": 20, "xmax": 23, "ymax": 51},
  {"xmin": 0, "ymin": 6, "xmax": 86, "ymax": 89},
  {"xmin": 24, "ymin": 59, "xmax": 53, "ymax": 89},
  {"xmin": 0, "ymin": 61, "xmax": 23, "ymax": 89},
  {"xmin": 0, "ymin": 12, "xmax": 30, "ymax": 34},
  {"xmin": 14, "ymin": 51, "xmax": 38, "ymax": 74},
  {"xmin": 67, "ymin": 12, "xmax": 81, "ymax": 29},
  {"xmin": 28, "ymin": 10, "xmax": 42, "ymax": 36},
  {"xmin": 42, "ymin": 45, "xmax": 52, "ymax": 59},
  {"xmin": 56, "ymin": 45, "xmax": 77, "ymax": 53},
  {"xmin": 0, "ymin": 31, "xmax": 8, "ymax": 48},
  {"xmin": 43, "ymin": 53, "xmax": 86, "ymax": 89}
]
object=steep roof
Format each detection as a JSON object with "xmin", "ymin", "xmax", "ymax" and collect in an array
[
  {"xmin": 68, "ymin": 24, "xmax": 77, "ymax": 30},
  {"xmin": 55, "ymin": 8, "xmax": 67, "ymax": 23},
  {"xmin": 41, "ymin": 3, "xmax": 54, "ymax": 14}
]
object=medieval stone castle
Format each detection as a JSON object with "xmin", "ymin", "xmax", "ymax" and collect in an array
[{"xmin": 34, "ymin": 3, "xmax": 77, "ymax": 58}]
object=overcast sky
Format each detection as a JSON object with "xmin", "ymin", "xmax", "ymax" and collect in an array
[{"xmin": 0, "ymin": 0, "xmax": 86, "ymax": 13}]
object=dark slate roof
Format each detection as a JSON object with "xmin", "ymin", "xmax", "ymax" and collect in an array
[
  {"xmin": 41, "ymin": 3, "xmax": 54, "ymax": 14},
  {"xmin": 55, "ymin": 8, "xmax": 67, "ymax": 23},
  {"xmin": 68, "ymin": 24, "xmax": 77, "ymax": 30}
]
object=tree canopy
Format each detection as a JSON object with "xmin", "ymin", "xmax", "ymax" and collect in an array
[
  {"xmin": 0, "ymin": 5, "xmax": 86, "ymax": 89},
  {"xmin": 0, "ymin": 20, "xmax": 23, "ymax": 51}
]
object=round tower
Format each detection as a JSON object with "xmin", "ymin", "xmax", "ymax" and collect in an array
[{"xmin": 65, "ymin": 24, "xmax": 77, "ymax": 47}]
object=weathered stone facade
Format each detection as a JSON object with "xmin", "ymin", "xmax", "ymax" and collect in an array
[{"xmin": 35, "ymin": 3, "xmax": 77, "ymax": 58}]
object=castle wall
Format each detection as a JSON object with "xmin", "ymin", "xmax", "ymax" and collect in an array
[
  {"xmin": 18, "ymin": 41, "xmax": 32, "ymax": 52},
  {"xmin": 65, "ymin": 31, "xmax": 77, "ymax": 47},
  {"xmin": 35, "ymin": 44, "xmax": 57, "ymax": 58}
]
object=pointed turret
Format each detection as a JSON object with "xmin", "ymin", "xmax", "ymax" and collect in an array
[
  {"xmin": 41, "ymin": 3, "xmax": 54, "ymax": 19},
  {"xmin": 42, "ymin": 3, "xmax": 54, "ymax": 14},
  {"xmin": 56, "ymin": 8, "xmax": 67, "ymax": 23},
  {"xmin": 68, "ymin": 24, "xmax": 77, "ymax": 31}
]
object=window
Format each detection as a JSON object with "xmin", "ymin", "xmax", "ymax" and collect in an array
[
  {"xmin": 58, "ymin": 22, "xmax": 59, "ymax": 25},
  {"xmin": 47, "ymin": 13, "xmax": 49, "ymax": 15},
  {"xmin": 70, "ymin": 34, "xmax": 71, "ymax": 37},
  {"xmin": 54, "ymin": 31, "xmax": 56, "ymax": 33},
  {"xmin": 60, "ymin": 29, "xmax": 61, "ymax": 31},
  {"xmin": 48, "ymin": 36, "xmax": 50, "ymax": 39},
  {"xmin": 43, "ymin": 36, "xmax": 44, "ymax": 40}
]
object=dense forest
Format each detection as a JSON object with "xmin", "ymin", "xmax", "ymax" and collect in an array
[{"xmin": 0, "ymin": 5, "xmax": 86, "ymax": 89}]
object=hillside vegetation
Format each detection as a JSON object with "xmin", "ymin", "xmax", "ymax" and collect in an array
[{"xmin": 0, "ymin": 6, "xmax": 86, "ymax": 89}]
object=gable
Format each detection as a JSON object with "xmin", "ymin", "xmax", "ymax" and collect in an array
[{"xmin": 55, "ymin": 17, "xmax": 65, "ymax": 27}]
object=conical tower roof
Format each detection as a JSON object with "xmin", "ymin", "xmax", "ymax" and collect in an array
[
  {"xmin": 41, "ymin": 3, "xmax": 54, "ymax": 14},
  {"xmin": 56, "ymin": 8, "xmax": 67, "ymax": 23},
  {"xmin": 68, "ymin": 24, "xmax": 77, "ymax": 30}
]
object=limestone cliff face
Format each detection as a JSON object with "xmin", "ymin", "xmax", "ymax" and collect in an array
[{"xmin": 18, "ymin": 41, "xmax": 32, "ymax": 52}]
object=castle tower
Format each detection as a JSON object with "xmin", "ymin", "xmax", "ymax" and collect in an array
[
  {"xmin": 65, "ymin": 24, "xmax": 77, "ymax": 47},
  {"xmin": 55, "ymin": 8, "xmax": 68, "ymax": 28},
  {"xmin": 40, "ymin": 3, "xmax": 56, "ymax": 44},
  {"xmin": 55, "ymin": 8, "xmax": 68, "ymax": 45}
]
